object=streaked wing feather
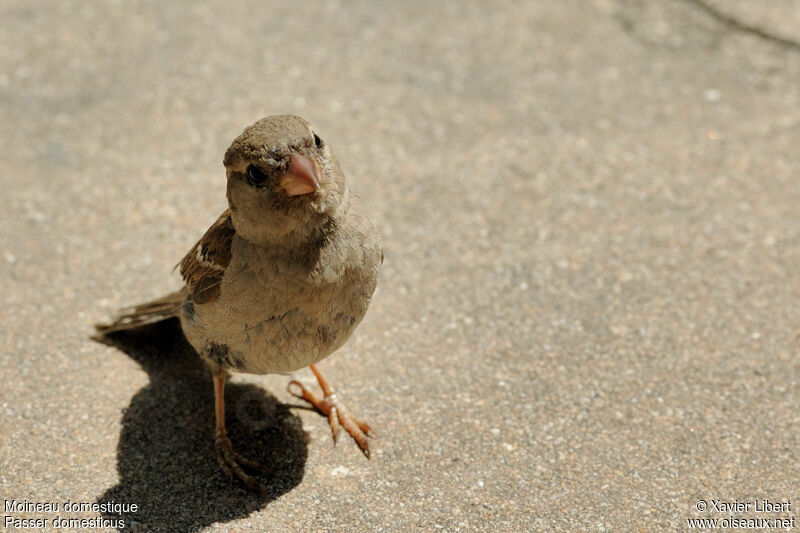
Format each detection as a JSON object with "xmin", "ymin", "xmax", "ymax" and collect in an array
[{"xmin": 178, "ymin": 209, "xmax": 235, "ymax": 304}]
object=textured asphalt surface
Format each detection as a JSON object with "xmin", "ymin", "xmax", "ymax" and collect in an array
[{"xmin": 2, "ymin": 1, "xmax": 799, "ymax": 531}]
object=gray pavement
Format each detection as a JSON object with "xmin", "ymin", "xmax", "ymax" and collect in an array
[{"xmin": 2, "ymin": 1, "xmax": 799, "ymax": 531}]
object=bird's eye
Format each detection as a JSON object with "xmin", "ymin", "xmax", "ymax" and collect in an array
[
  {"xmin": 313, "ymin": 132, "xmax": 324, "ymax": 149},
  {"xmin": 246, "ymin": 165, "xmax": 268, "ymax": 186}
]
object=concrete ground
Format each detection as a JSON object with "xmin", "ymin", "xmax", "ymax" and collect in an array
[{"xmin": 2, "ymin": 1, "xmax": 799, "ymax": 531}]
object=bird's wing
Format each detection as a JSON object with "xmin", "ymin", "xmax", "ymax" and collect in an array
[{"xmin": 178, "ymin": 209, "xmax": 236, "ymax": 305}]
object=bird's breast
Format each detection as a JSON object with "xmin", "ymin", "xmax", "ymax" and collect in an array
[{"xmin": 184, "ymin": 240, "xmax": 378, "ymax": 375}]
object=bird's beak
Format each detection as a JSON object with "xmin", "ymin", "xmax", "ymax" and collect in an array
[{"xmin": 279, "ymin": 153, "xmax": 322, "ymax": 196}]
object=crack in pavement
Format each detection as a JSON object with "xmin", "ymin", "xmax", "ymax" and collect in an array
[{"xmin": 678, "ymin": 0, "xmax": 800, "ymax": 52}]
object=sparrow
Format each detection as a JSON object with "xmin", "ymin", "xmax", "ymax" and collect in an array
[{"xmin": 96, "ymin": 115, "xmax": 383, "ymax": 493}]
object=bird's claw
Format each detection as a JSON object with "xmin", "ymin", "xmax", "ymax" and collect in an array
[
  {"xmin": 214, "ymin": 434, "xmax": 268, "ymax": 495},
  {"xmin": 288, "ymin": 379, "xmax": 373, "ymax": 458}
]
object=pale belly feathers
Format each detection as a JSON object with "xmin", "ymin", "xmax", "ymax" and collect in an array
[{"xmin": 180, "ymin": 227, "xmax": 381, "ymax": 374}]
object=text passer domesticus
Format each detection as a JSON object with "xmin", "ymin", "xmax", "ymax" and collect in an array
[{"xmin": 96, "ymin": 115, "xmax": 383, "ymax": 493}]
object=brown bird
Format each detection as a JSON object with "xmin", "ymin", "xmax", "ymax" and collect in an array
[{"xmin": 96, "ymin": 115, "xmax": 383, "ymax": 493}]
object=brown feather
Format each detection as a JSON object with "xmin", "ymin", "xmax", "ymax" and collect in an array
[
  {"xmin": 94, "ymin": 289, "xmax": 185, "ymax": 336},
  {"xmin": 178, "ymin": 209, "xmax": 235, "ymax": 304}
]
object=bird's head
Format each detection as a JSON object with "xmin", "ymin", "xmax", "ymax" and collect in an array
[{"xmin": 223, "ymin": 115, "xmax": 349, "ymax": 244}]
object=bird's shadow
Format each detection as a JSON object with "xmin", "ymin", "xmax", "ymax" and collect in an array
[{"xmin": 94, "ymin": 319, "xmax": 308, "ymax": 532}]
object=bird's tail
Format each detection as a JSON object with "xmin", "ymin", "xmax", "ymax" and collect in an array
[{"xmin": 94, "ymin": 288, "xmax": 186, "ymax": 336}]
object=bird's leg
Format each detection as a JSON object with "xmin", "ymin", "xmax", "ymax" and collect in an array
[
  {"xmin": 212, "ymin": 367, "xmax": 268, "ymax": 494},
  {"xmin": 288, "ymin": 364, "xmax": 373, "ymax": 458}
]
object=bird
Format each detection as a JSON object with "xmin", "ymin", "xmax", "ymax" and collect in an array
[{"xmin": 96, "ymin": 115, "xmax": 383, "ymax": 493}]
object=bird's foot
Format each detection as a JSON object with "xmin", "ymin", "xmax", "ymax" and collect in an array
[
  {"xmin": 288, "ymin": 371, "xmax": 373, "ymax": 458},
  {"xmin": 214, "ymin": 433, "xmax": 268, "ymax": 495}
]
